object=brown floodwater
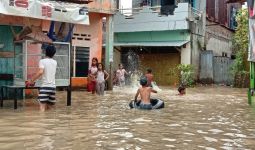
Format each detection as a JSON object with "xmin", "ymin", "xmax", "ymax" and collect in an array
[{"xmin": 0, "ymin": 85, "xmax": 255, "ymax": 150}]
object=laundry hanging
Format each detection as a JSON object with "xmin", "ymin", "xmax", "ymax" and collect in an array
[{"xmin": 47, "ymin": 21, "xmax": 75, "ymax": 42}]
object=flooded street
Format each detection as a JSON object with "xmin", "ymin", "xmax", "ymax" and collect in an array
[{"xmin": 0, "ymin": 86, "xmax": 255, "ymax": 150}]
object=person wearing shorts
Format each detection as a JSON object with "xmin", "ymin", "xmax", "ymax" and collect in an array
[
  {"xmin": 28, "ymin": 45, "xmax": 57, "ymax": 112},
  {"xmin": 134, "ymin": 77, "xmax": 157, "ymax": 110}
]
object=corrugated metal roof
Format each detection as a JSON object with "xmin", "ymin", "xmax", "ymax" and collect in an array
[{"xmin": 113, "ymin": 41, "xmax": 189, "ymax": 47}]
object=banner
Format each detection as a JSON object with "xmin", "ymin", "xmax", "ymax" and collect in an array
[
  {"xmin": 0, "ymin": 0, "xmax": 89, "ymax": 25},
  {"xmin": 248, "ymin": 0, "xmax": 255, "ymax": 61}
]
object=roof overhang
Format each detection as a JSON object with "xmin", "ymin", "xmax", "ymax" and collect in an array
[
  {"xmin": 113, "ymin": 41, "xmax": 190, "ymax": 47},
  {"xmin": 226, "ymin": 0, "xmax": 246, "ymax": 3}
]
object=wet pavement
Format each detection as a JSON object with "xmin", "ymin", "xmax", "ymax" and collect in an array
[{"xmin": 0, "ymin": 86, "xmax": 255, "ymax": 150}]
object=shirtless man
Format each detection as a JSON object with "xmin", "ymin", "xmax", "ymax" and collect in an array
[{"xmin": 134, "ymin": 77, "xmax": 157, "ymax": 110}]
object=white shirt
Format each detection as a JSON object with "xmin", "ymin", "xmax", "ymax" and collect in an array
[
  {"xmin": 90, "ymin": 66, "xmax": 98, "ymax": 75},
  {"xmin": 116, "ymin": 69, "xmax": 125, "ymax": 81},
  {"xmin": 97, "ymin": 70, "xmax": 105, "ymax": 83},
  {"xmin": 39, "ymin": 58, "xmax": 57, "ymax": 87}
]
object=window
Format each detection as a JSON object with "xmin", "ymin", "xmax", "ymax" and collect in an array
[{"xmin": 75, "ymin": 47, "xmax": 90, "ymax": 77}]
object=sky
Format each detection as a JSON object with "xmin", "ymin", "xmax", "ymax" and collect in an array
[
  {"xmin": 119, "ymin": 0, "xmax": 132, "ymax": 15},
  {"xmin": 119, "ymin": 0, "xmax": 132, "ymax": 9}
]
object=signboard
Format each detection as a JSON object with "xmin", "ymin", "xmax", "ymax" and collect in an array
[
  {"xmin": 0, "ymin": 0, "xmax": 89, "ymax": 25},
  {"xmin": 248, "ymin": 0, "xmax": 255, "ymax": 61}
]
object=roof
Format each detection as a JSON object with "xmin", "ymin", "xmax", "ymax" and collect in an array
[
  {"xmin": 226, "ymin": 0, "xmax": 246, "ymax": 3},
  {"xmin": 113, "ymin": 41, "xmax": 190, "ymax": 47}
]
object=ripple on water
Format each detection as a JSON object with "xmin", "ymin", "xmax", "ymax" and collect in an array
[
  {"xmin": 165, "ymin": 145, "xmax": 175, "ymax": 148},
  {"xmin": 162, "ymin": 138, "xmax": 176, "ymax": 142},
  {"xmin": 134, "ymin": 138, "xmax": 150, "ymax": 143},
  {"xmin": 198, "ymin": 146, "xmax": 217, "ymax": 150},
  {"xmin": 208, "ymin": 129, "xmax": 224, "ymax": 134},
  {"xmin": 132, "ymin": 118, "xmax": 152, "ymax": 123},
  {"xmin": 197, "ymin": 130, "xmax": 208, "ymax": 134},
  {"xmin": 204, "ymin": 137, "xmax": 218, "ymax": 142},
  {"xmin": 112, "ymin": 132, "xmax": 134, "ymax": 138},
  {"xmin": 184, "ymin": 132, "xmax": 195, "ymax": 136},
  {"xmin": 167, "ymin": 124, "xmax": 182, "ymax": 127}
]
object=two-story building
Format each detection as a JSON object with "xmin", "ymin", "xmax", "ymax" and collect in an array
[
  {"xmin": 206, "ymin": 0, "xmax": 242, "ymax": 57},
  {"xmin": 112, "ymin": 0, "xmax": 206, "ymax": 85},
  {"xmin": 0, "ymin": 0, "xmax": 116, "ymax": 89}
]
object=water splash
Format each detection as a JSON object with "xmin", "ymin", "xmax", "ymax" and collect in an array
[{"xmin": 115, "ymin": 49, "xmax": 162, "ymax": 92}]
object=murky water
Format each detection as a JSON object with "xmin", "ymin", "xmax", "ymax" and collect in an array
[{"xmin": 0, "ymin": 86, "xmax": 255, "ymax": 150}]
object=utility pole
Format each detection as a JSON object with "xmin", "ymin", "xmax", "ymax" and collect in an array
[{"xmin": 105, "ymin": 15, "xmax": 114, "ymax": 90}]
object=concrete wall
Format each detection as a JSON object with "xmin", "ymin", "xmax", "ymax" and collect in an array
[
  {"xmin": 205, "ymin": 20, "xmax": 234, "ymax": 57},
  {"xmin": 190, "ymin": 0, "xmax": 207, "ymax": 79},
  {"xmin": 114, "ymin": 3, "xmax": 189, "ymax": 32},
  {"xmin": 43, "ymin": 13, "xmax": 104, "ymax": 66},
  {"xmin": 181, "ymin": 43, "xmax": 191, "ymax": 64},
  {"xmin": 87, "ymin": 0, "xmax": 116, "ymax": 14}
]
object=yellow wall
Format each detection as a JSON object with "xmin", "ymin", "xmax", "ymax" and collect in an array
[{"xmin": 140, "ymin": 53, "xmax": 180, "ymax": 85}]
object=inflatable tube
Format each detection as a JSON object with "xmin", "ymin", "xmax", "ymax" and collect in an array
[{"xmin": 129, "ymin": 99, "xmax": 164, "ymax": 109}]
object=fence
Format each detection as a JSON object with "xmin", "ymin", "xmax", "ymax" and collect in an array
[{"xmin": 199, "ymin": 51, "xmax": 234, "ymax": 85}]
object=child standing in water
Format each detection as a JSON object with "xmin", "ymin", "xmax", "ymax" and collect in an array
[
  {"xmin": 96, "ymin": 63, "xmax": 109, "ymax": 95},
  {"xmin": 134, "ymin": 77, "xmax": 157, "ymax": 110},
  {"xmin": 28, "ymin": 45, "xmax": 57, "ymax": 112},
  {"xmin": 116, "ymin": 63, "xmax": 129, "ymax": 86},
  {"xmin": 145, "ymin": 68, "xmax": 154, "ymax": 87},
  {"xmin": 87, "ymin": 57, "xmax": 98, "ymax": 94},
  {"xmin": 177, "ymin": 85, "xmax": 186, "ymax": 96}
]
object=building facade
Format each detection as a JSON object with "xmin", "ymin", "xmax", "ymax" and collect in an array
[
  {"xmin": 0, "ymin": 0, "xmax": 116, "ymax": 90},
  {"xmin": 206, "ymin": 0, "xmax": 242, "ymax": 57},
  {"xmin": 113, "ymin": 0, "xmax": 206, "ymax": 85}
]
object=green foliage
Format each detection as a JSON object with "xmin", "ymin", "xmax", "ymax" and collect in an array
[
  {"xmin": 231, "ymin": 8, "xmax": 249, "ymax": 76},
  {"xmin": 178, "ymin": 64, "xmax": 195, "ymax": 87},
  {"xmin": 169, "ymin": 64, "xmax": 195, "ymax": 87}
]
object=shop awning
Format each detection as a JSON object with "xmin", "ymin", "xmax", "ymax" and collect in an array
[
  {"xmin": 0, "ymin": 0, "xmax": 89, "ymax": 25},
  {"xmin": 113, "ymin": 41, "xmax": 190, "ymax": 47}
]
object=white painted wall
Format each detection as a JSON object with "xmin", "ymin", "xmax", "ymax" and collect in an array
[
  {"xmin": 181, "ymin": 43, "xmax": 191, "ymax": 64},
  {"xmin": 114, "ymin": 3, "xmax": 189, "ymax": 32}
]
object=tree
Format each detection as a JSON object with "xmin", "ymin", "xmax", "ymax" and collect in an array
[{"xmin": 231, "ymin": 8, "xmax": 249, "ymax": 87}]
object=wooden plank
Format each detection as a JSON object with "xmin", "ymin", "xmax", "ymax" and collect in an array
[{"xmin": 0, "ymin": 51, "xmax": 14, "ymax": 58}]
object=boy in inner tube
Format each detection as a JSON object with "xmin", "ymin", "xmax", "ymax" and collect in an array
[{"xmin": 134, "ymin": 77, "xmax": 157, "ymax": 110}]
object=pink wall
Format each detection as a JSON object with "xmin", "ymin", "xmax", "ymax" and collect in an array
[
  {"xmin": 87, "ymin": 0, "xmax": 115, "ymax": 14},
  {"xmin": 42, "ymin": 13, "xmax": 104, "ymax": 65},
  {"xmin": 1, "ymin": 13, "xmax": 104, "ymax": 67},
  {"xmin": 73, "ymin": 13, "xmax": 103, "ymax": 64}
]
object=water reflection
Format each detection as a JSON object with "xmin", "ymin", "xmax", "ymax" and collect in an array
[{"xmin": 0, "ymin": 86, "xmax": 255, "ymax": 149}]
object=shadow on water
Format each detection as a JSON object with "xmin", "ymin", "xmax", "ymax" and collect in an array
[{"xmin": 0, "ymin": 86, "xmax": 255, "ymax": 149}]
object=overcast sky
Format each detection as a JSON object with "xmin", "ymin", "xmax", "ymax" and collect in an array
[{"xmin": 119, "ymin": 0, "xmax": 132, "ymax": 9}]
